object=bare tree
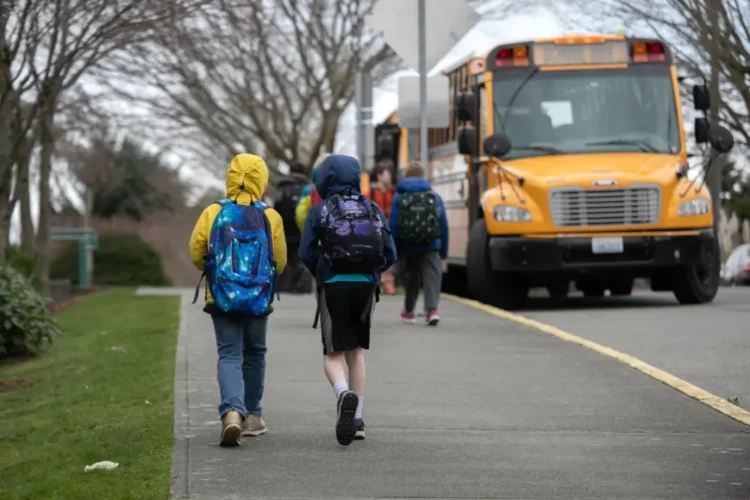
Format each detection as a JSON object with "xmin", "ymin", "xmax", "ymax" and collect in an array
[
  {"xmin": 0, "ymin": 0, "xmax": 207, "ymax": 290},
  {"xmin": 0, "ymin": 4, "xmax": 11, "ymax": 260},
  {"xmin": 103, "ymin": 0, "xmax": 401, "ymax": 179}
]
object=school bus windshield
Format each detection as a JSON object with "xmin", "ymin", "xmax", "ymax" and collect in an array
[{"xmin": 492, "ymin": 65, "xmax": 680, "ymax": 160}]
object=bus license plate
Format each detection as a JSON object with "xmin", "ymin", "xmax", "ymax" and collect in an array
[{"xmin": 591, "ymin": 237, "xmax": 624, "ymax": 254}]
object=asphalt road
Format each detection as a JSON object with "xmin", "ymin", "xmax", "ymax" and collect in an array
[
  {"xmin": 522, "ymin": 287, "xmax": 750, "ymax": 412},
  {"xmin": 143, "ymin": 288, "xmax": 750, "ymax": 499}
]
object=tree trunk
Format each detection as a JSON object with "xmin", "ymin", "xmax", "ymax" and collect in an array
[
  {"xmin": 17, "ymin": 146, "xmax": 35, "ymax": 254},
  {"xmin": 35, "ymin": 93, "xmax": 58, "ymax": 297},
  {"xmin": 0, "ymin": 174, "xmax": 11, "ymax": 265},
  {"xmin": 0, "ymin": 9, "xmax": 12, "ymax": 265}
]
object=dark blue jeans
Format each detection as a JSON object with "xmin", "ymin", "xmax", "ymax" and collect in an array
[{"xmin": 212, "ymin": 316, "xmax": 268, "ymax": 419}]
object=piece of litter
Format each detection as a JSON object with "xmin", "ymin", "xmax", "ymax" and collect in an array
[
  {"xmin": 145, "ymin": 400, "xmax": 152, "ymax": 405},
  {"xmin": 84, "ymin": 461, "xmax": 119, "ymax": 472},
  {"xmin": 110, "ymin": 346, "xmax": 126, "ymax": 353}
]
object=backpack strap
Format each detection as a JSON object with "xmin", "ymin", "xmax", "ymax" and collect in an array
[
  {"xmin": 193, "ymin": 200, "xmax": 231, "ymax": 304},
  {"xmin": 312, "ymin": 298, "xmax": 321, "ymax": 329},
  {"xmin": 192, "ymin": 273, "xmax": 205, "ymax": 304},
  {"xmin": 255, "ymin": 201, "xmax": 281, "ymax": 302},
  {"xmin": 252, "ymin": 201, "xmax": 273, "ymax": 261}
]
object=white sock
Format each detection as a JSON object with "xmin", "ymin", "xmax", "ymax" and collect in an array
[
  {"xmin": 355, "ymin": 397, "xmax": 364, "ymax": 420},
  {"xmin": 333, "ymin": 379, "xmax": 349, "ymax": 398}
]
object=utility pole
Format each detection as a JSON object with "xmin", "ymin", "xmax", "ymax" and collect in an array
[
  {"xmin": 355, "ymin": 72, "xmax": 375, "ymax": 172},
  {"xmin": 418, "ymin": 0, "xmax": 428, "ymax": 165}
]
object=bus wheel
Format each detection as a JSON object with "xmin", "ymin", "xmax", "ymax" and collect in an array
[
  {"xmin": 466, "ymin": 220, "xmax": 528, "ymax": 310},
  {"xmin": 546, "ymin": 280, "xmax": 570, "ymax": 298},
  {"xmin": 609, "ymin": 277, "xmax": 634, "ymax": 296},
  {"xmin": 576, "ymin": 280, "xmax": 605, "ymax": 297},
  {"xmin": 672, "ymin": 238, "xmax": 720, "ymax": 304}
]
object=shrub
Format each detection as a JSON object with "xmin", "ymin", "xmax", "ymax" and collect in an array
[
  {"xmin": 4, "ymin": 246, "xmax": 42, "ymax": 290},
  {"xmin": 50, "ymin": 232, "xmax": 171, "ymax": 287},
  {"xmin": 0, "ymin": 265, "xmax": 61, "ymax": 360}
]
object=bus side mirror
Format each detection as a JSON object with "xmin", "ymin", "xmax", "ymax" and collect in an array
[
  {"xmin": 483, "ymin": 133, "xmax": 512, "ymax": 158},
  {"xmin": 694, "ymin": 118, "xmax": 709, "ymax": 143},
  {"xmin": 693, "ymin": 84, "xmax": 710, "ymax": 111},
  {"xmin": 455, "ymin": 92, "xmax": 478, "ymax": 124},
  {"xmin": 457, "ymin": 126, "xmax": 477, "ymax": 156},
  {"xmin": 707, "ymin": 124, "xmax": 734, "ymax": 154}
]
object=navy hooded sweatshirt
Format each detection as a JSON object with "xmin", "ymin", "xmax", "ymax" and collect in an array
[
  {"xmin": 298, "ymin": 154, "xmax": 398, "ymax": 287},
  {"xmin": 389, "ymin": 177, "xmax": 449, "ymax": 259}
]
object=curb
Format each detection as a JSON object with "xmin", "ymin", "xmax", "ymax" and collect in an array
[{"xmin": 443, "ymin": 293, "xmax": 750, "ymax": 428}]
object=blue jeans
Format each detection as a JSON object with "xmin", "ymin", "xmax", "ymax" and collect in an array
[{"xmin": 212, "ymin": 315, "xmax": 268, "ymax": 419}]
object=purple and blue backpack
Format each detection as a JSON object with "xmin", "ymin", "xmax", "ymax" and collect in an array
[
  {"xmin": 192, "ymin": 199, "xmax": 278, "ymax": 316},
  {"xmin": 319, "ymin": 193, "xmax": 386, "ymax": 274}
]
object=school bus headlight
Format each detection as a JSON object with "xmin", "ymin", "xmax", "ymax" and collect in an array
[
  {"xmin": 678, "ymin": 198, "xmax": 710, "ymax": 216},
  {"xmin": 493, "ymin": 205, "xmax": 532, "ymax": 222}
]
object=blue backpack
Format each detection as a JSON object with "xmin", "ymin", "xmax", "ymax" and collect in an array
[{"xmin": 192, "ymin": 199, "xmax": 278, "ymax": 316}]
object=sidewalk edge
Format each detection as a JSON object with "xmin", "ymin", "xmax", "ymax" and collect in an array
[{"xmin": 169, "ymin": 296, "xmax": 192, "ymax": 498}]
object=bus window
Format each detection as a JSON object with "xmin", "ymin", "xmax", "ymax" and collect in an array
[{"xmin": 492, "ymin": 65, "xmax": 680, "ymax": 158}]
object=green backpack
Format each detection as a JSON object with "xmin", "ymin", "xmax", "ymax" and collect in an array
[{"xmin": 396, "ymin": 191, "xmax": 441, "ymax": 246}]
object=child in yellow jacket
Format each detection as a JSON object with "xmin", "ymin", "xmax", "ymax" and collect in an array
[{"xmin": 189, "ymin": 153, "xmax": 287, "ymax": 447}]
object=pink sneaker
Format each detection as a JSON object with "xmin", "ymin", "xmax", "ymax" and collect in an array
[
  {"xmin": 426, "ymin": 310, "xmax": 440, "ymax": 326},
  {"xmin": 400, "ymin": 311, "xmax": 416, "ymax": 324}
]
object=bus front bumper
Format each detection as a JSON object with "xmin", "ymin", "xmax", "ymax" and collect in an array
[{"xmin": 488, "ymin": 229, "xmax": 715, "ymax": 272}]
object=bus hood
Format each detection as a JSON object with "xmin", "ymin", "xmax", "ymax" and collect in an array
[{"xmin": 501, "ymin": 153, "xmax": 685, "ymax": 188}]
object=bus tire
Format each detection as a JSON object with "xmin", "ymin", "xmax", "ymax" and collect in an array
[
  {"xmin": 577, "ymin": 280, "xmax": 606, "ymax": 297},
  {"xmin": 582, "ymin": 287, "xmax": 605, "ymax": 297},
  {"xmin": 609, "ymin": 277, "xmax": 634, "ymax": 296},
  {"xmin": 467, "ymin": 219, "xmax": 528, "ymax": 310},
  {"xmin": 672, "ymin": 238, "xmax": 720, "ymax": 304},
  {"xmin": 546, "ymin": 280, "xmax": 570, "ymax": 298}
]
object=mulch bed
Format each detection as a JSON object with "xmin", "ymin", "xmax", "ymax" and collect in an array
[
  {"xmin": 49, "ymin": 288, "xmax": 103, "ymax": 313},
  {"xmin": 0, "ymin": 377, "xmax": 37, "ymax": 393}
]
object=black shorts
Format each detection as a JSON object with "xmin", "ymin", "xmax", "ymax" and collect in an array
[{"xmin": 318, "ymin": 282, "xmax": 376, "ymax": 355}]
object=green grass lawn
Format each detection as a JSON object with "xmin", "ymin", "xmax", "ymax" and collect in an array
[{"xmin": 0, "ymin": 290, "xmax": 180, "ymax": 500}]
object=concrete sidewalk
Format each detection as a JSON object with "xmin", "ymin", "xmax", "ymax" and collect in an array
[{"xmin": 142, "ymin": 288, "xmax": 750, "ymax": 499}]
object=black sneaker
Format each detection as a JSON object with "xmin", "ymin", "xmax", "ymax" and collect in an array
[
  {"xmin": 336, "ymin": 391, "xmax": 358, "ymax": 446},
  {"xmin": 354, "ymin": 418, "xmax": 365, "ymax": 440}
]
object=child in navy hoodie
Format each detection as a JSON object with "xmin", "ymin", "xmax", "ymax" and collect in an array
[
  {"xmin": 299, "ymin": 154, "xmax": 397, "ymax": 445},
  {"xmin": 389, "ymin": 162, "xmax": 449, "ymax": 325}
]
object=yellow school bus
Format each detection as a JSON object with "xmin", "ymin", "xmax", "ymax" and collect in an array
[{"xmin": 375, "ymin": 34, "xmax": 735, "ymax": 309}]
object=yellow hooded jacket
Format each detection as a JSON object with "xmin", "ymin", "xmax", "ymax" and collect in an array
[{"xmin": 189, "ymin": 154, "xmax": 287, "ymax": 307}]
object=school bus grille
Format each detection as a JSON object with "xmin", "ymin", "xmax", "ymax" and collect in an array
[{"xmin": 549, "ymin": 186, "xmax": 661, "ymax": 227}]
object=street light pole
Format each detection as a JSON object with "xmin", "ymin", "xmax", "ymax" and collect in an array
[{"xmin": 418, "ymin": 0, "xmax": 428, "ymax": 165}]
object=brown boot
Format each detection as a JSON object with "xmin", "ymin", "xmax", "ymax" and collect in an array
[{"xmin": 220, "ymin": 410, "xmax": 242, "ymax": 447}]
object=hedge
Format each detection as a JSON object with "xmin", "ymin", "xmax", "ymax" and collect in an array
[{"xmin": 50, "ymin": 232, "xmax": 171, "ymax": 287}]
